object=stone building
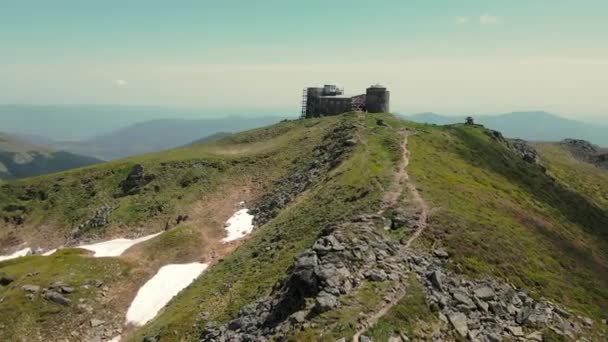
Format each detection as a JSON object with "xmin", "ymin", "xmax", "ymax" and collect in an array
[{"xmin": 301, "ymin": 84, "xmax": 390, "ymax": 119}]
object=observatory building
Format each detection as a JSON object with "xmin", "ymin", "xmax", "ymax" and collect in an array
[{"xmin": 301, "ymin": 84, "xmax": 390, "ymax": 119}]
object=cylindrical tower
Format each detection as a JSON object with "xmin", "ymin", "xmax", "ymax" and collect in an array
[
  {"xmin": 306, "ymin": 87, "xmax": 324, "ymax": 118},
  {"xmin": 365, "ymin": 85, "xmax": 390, "ymax": 113}
]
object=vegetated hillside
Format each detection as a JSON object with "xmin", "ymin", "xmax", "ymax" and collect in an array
[
  {"xmin": 0, "ymin": 114, "xmax": 359, "ymax": 341},
  {"xmin": 0, "ymin": 133, "xmax": 102, "ymax": 180},
  {"xmin": 0, "ymin": 113, "xmax": 606, "ymax": 342},
  {"xmin": 405, "ymin": 111, "xmax": 608, "ymax": 146},
  {"xmin": 51, "ymin": 117, "xmax": 285, "ymax": 160}
]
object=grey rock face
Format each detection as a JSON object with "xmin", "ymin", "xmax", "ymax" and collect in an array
[
  {"xmin": 119, "ymin": 164, "xmax": 155, "ymax": 195},
  {"xmin": 364, "ymin": 269, "xmax": 387, "ymax": 282},
  {"xmin": 448, "ymin": 312, "xmax": 468, "ymax": 337},
  {"xmin": 22, "ymin": 284, "xmax": 40, "ymax": 293},
  {"xmin": 250, "ymin": 124, "xmax": 357, "ymax": 226},
  {"xmin": 44, "ymin": 290, "xmax": 71, "ymax": 305},
  {"xmin": 315, "ymin": 292, "xmax": 339, "ymax": 312},
  {"xmin": 473, "ymin": 286, "xmax": 495, "ymax": 300}
]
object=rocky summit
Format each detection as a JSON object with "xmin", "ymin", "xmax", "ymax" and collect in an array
[{"xmin": 0, "ymin": 113, "xmax": 607, "ymax": 342}]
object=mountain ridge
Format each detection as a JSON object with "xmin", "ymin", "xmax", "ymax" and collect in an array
[
  {"xmin": 403, "ymin": 111, "xmax": 608, "ymax": 146},
  {"xmin": 0, "ymin": 113, "xmax": 606, "ymax": 341}
]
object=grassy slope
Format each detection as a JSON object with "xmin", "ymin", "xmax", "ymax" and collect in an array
[
  {"xmin": 0, "ymin": 118, "xmax": 333, "ymax": 246},
  {"xmin": 403, "ymin": 121, "xmax": 608, "ymax": 318},
  {"xmin": 131, "ymin": 114, "xmax": 402, "ymax": 341},
  {"xmin": 0, "ymin": 116, "xmax": 346, "ymax": 340}
]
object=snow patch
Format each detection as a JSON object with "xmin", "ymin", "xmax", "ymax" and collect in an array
[
  {"xmin": 222, "ymin": 208, "xmax": 254, "ymax": 243},
  {"xmin": 126, "ymin": 263, "xmax": 208, "ymax": 326},
  {"xmin": 78, "ymin": 233, "xmax": 161, "ymax": 257},
  {"xmin": 0, "ymin": 247, "xmax": 32, "ymax": 262},
  {"xmin": 42, "ymin": 249, "xmax": 58, "ymax": 256}
]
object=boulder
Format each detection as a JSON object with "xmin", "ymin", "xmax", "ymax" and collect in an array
[
  {"xmin": 22, "ymin": 284, "xmax": 40, "ymax": 293},
  {"xmin": 364, "ymin": 269, "xmax": 387, "ymax": 282},
  {"xmin": 506, "ymin": 326, "xmax": 524, "ymax": 337},
  {"xmin": 447, "ymin": 312, "xmax": 468, "ymax": 337},
  {"xmin": 525, "ymin": 331, "xmax": 543, "ymax": 341},
  {"xmin": 315, "ymin": 292, "xmax": 338, "ymax": 313},
  {"xmin": 0, "ymin": 274, "xmax": 14, "ymax": 286},
  {"xmin": 427, "ymin": 270, "xmax": 444, "ymax": 292},
  {"xmin": 473, "ymin": 286, "xmax": 495, "ymax": 300},
  {"xmin": 453, "ymin": 292, "xmax": 475, "ymax": 308},
  {"xmin": 432, "ymin": 248, "xmax": 449, "ymax": 259},
  {"xmin": 90, "ymin": 319, "xmax": 105, "ymax": 328},
  {"xmin": 44, "ymin": 290, "xmax": 71, "ymax": 306}
]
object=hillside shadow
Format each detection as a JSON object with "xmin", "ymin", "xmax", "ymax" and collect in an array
[{"xmin": 451, "ymin": 127, "xmax": 608, "ymax": 245}]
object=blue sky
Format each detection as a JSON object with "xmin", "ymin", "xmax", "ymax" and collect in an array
[{"xmin": 1, "ymin": 0, "xmax": 607, "ymax": 120}]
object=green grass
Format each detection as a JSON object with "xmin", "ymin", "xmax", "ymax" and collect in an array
[
  {"xmin": 399, "ymin": 122, "xmax": 608, "ymax": 319},
  {"xmin": 131, "ymin": 114, "xmax": 403, "ymax": 341},
  {"xmin": 0, "ymin": 249, "xmax": 132, "ymax": 340},
  {"xmin": 367, "ymin": 276, "xmax": 435, "ymax": 340}
]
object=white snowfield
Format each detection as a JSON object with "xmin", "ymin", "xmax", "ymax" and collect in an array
[
  {"xmin": 0, "ymin": 247, "xmax": 32, "ymax": 262},
  {"xmin": 42, "ymin": 248, "xmax": 58, "ymax": 256},
  {"xmin": 126, "ymin": 263, "xmax": 209, "ymax": 326},
  {"xmin": 222, "ymin": 208, "xmax": 254, "ymax": 243},
  {"xmin": 78, "ymin": 232, "xmax": 162, "ymax": 257}
]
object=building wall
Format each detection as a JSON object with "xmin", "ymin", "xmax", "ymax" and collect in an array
[{"xmin": 366, "ymin": 86, "xmax": 390, "ymax": 113}]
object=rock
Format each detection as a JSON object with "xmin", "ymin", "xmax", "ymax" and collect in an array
[
  {"xmin": 602, "ymin": 319, "xmax": 607, "ymax": 325},
  {"xmin": 506, "ymin": 326, "xmax": 524, "ymax": 337},
  {"xmin": 22, "ymin": 284, "xmax": 40, "ymax": 293},
  {"xmin": 0, "ymin": 274, "xmax": 14, "ymax": 286},
  {"xmin": 432, "ymin": 248, "xmax": 449, "ymax": 258},
  {"xmin": 554, "ymin": 306, "xmax": 571, "ymax": 318},
  {"xmin": 388, "ymin": 336, "xmax": 402, "ymax": 342},
  {"xmin": 313, "ymin": 235, "xmax": 345, "ymax": 252},
  {"xmin": 525, "ymin": 331, "xmax": 543, "ymax": 341},
  {"xmin": 453, "ymin": 292, "xmax": 475, "ymax": 308},
  {"xmin": 335, "ymin": 338, "xmax": 346, "ymax": 342},
  {"xmin": 119, "ymin": 164, "xmax": 154, "ymax": 195},
  {"xmin": 359, "ymin": 336, "xmax": 372, "ymax": 342},
  {"xmin": 289, "ymin": 311, "xmax": 307, "ymax": 324},
  {"xmin": 473, "ymin": 286, "xmax": 495, "ymax": 300},
  {"xmin": 427, "ymin": 270, "xmax": 444, "ymax": 292},
  {"xmin": 364, "ymin": 269, "xmax": 387, "ymax": 282},
  {"xmin": 474, "ymin": 297, "xmax": 489, "ymax": 312},
  {"xmin": 315, "ymin": 292, "xmax": 338, "ymax": 313},
  {"xmin": 448, "ymin": 312, "xmax": 468, "ymax": 337},
  {"xmin": 44, "ymin": 290, "xmax": 71, "ymax": 306},
  {"xmin": 580, "ymin": 316, "xmax": 594, "ymax": 326},
  {"xmin": 90, "ymin": 319, "xmax": 105, "ymax": 327}
]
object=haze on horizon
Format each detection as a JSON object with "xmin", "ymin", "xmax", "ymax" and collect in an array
[{"xmin": 1, "ymin": 0, "xmax": 607, "ymax": 122}]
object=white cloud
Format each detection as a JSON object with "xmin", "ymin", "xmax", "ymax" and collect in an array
[
  {"xmin": 115, "ymin": 79, "xmax": 128, "ymax": 87},
  {"xmin": 479, "ymin": 15, "xmax": 499, "ymax": 25},
  {"xmin": 454, "ymin": 17, "xmax": 469, "ymax": 24}
]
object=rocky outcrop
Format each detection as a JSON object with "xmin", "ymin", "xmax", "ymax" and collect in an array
[
  {"xmin": 486, "ymin": 129, "xmax": 542, "ymax": 166},
  {"xmin": 201, "ymin": 214, "xmax": 404, "ymax": 341},
  {"xmin": 69, "ymin": 205, "xmax": 114, "ymax": 239},
  {"xmin": 561, "ymin": 139, "xmax": 608, "ymax": 169},
  {"xmin": 406, "ymin": 250, "xmax": 596, "ymax": 341},
  {"xmin": 250, "ymin": 123, "xmax": 357, "ymax": 226},
  {"xmin": 118, "ymin": 164, "xmax": 155, "ymax": 196},
  {"xmin": 200, "ymin": 211, "xmax": 597, "ymax": 341}
]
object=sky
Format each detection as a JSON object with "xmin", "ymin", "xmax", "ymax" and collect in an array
[{"xmin": 0, "ymin": 0, "xmax": 607, "ymax": 121}]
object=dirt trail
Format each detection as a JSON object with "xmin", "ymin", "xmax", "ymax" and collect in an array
[{"xmin": 353, "ymin": 130, "xmax": 429, "ymax": 342}]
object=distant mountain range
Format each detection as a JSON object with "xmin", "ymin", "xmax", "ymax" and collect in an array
[
  {"xmin": 0, "ymin": 105, "xmax": 294, "ymax": 141},
  {"xmin": 401, "ymin": 111, "xmax": 608, "ymax": 146},
  {"xmin": 49, "ymin": 117, "xmax": 283, "ymax": 160},
  {"xmin": 0, "ymin": 133, "xmax": 102, "ymax": 179}
]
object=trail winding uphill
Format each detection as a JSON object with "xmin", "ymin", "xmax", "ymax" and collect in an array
[{"xmin": 353, "ymin": 129, "xmax": 430, "ymax": 342}]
